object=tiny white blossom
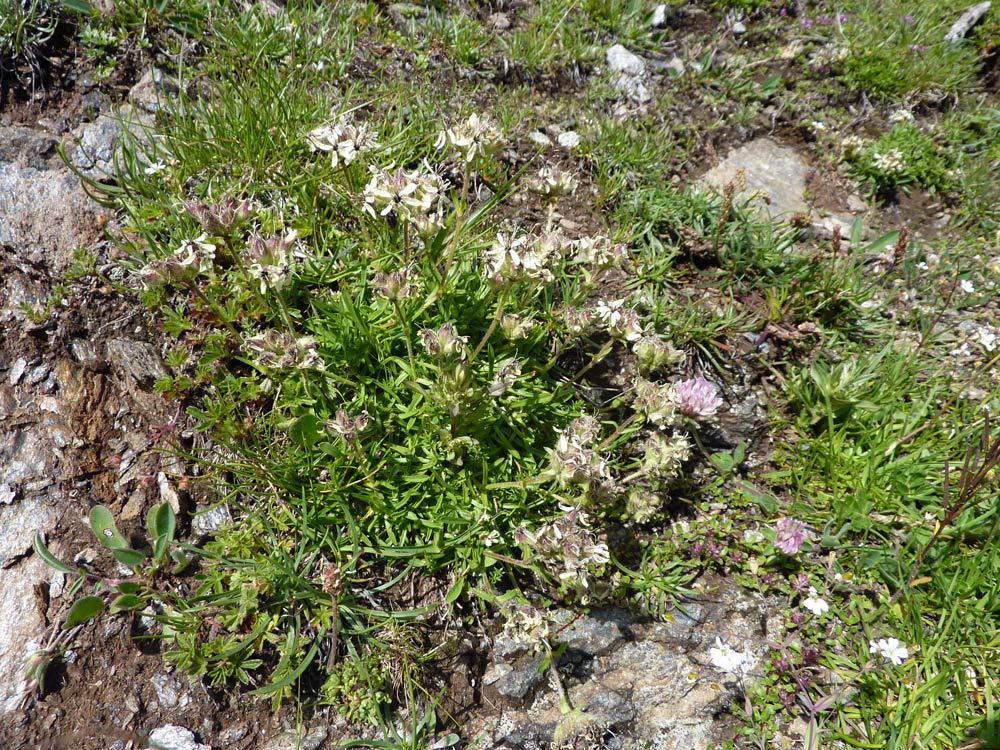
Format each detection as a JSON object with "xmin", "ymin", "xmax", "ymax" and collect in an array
[
  {"xmin": 709, "ymin": 637, "xmax": 748, "ymax": 674},
  {"xmin": 802, "ymin": 587, "xmax": 830, "ymax": 616},
  {"xmin": 143, "ymin": 159, "xmax": 167, "ymax": 176},
  {"xmin": 869, "ymin": 637, "xmax": 909, "ymax": 666},
  {"xmin": 960, "ymin": 279, "xmax": 976, "ymax": 294}
]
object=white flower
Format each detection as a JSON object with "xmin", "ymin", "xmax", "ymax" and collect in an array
[
  {"xmin": 174, "ymin": 234, "xmax": 216, "ymax": 273},
  {"xmin": 435, "ymin": 112, "xmax": 504, "ymax": 164},
  {"xmin": 594, "ymin": 299, "xmax": 644, "ymax": 341},
  {"xmin": 960, "ymin": 279, "xmax": 976, "ymax": 294},
  {"xmin": 869, "ymin": 637, "xmax": 909, "ymax": 666},
  {"xmin": 143, "ymin": 159, "xmax": 167, "ymax": 176},
  {"xmin": 709, "ymin": 637, "xmax": 748, "ymax": 674},
  {"xmin": 802, "ymin": 587, "xmax": 830, "ymax": 616}
]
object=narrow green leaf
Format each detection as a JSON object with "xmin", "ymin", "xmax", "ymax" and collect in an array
[
  {"xmin": 60, "ymin": 0, "xmax": 97, "ymax": 15},
  {"xmin": 32, "ymin": 533, "xmax": 76, "ymax": 574},
  {"xmin": 89, "ymin": 506, "xmax": 128, "ymax": 550},
  {"xmin": 445, "ymin": 577, "xmax": 464, "ymax": 604},
  {"xmin": 251, "ymin": 633, "xmax": 322, "ymax": 696},
  {"xmin": 64, "ymin": 596, "xmax": 105, "ymax": 629}
]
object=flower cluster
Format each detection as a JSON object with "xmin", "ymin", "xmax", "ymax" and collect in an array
[
  {"xmin": 372, "ymin": 264, "xmax": 419, "ymax": 302},
  {"xmin": 324, "ymin": 409, "xmax": 371, "ymax": 442},
  {"xmin": 526, "ymin": 165, "xmax": 578, "ymax": 197},
  {"xmin": 245, "ymin": 330, "xmax": 325, "ymax": 370},
  {"xmin": 136, "ymin": 234, "xmax": 216, "ymax": 290},
  {"xmin": 419, "ymin": 323, "xmax": 469, "ymax": 360},
  {"xmin": 363, "ymin": 164, "xmax": 445, "ymax": 222},
  {"xmin": 245, "ymin": 230, "xmax": 298, "ymax": 294},
  {"xmin": 633, "ymin": 377, "xmax": 678, "ymax": 427},
  {"xmin": 488, "ymin": 358, "xmax": 522, "ymax": 397},
  {"xmin": 673, "ymin": 376, "xmax": 723, "ymax": 419},
  {"xmin": 308, "ymin": 116, "xmax": 380, "ymax": 168},
  {"xmin": 774, "ymin": 517, "xmax": 809, "ymax": 555},
  {"xmin": 573, "ymin": 235, "xmax": 628, "ymax": 269},
  {"xmin": 482, "ymin": 230, "xmax": 564, "ymax": 286},
  {"xmin": 594, "ymin": 299, "xmax": 644, "ymax": 342},
  {"xmin": 638, "ymin": 433, "xmax": 691, "ymax": 479},
  {"xmin": 546, "ymin": 415, "xmax": 609, "ymax": 490},
  {"xmin": 435, "ymin": 112, "xmax": 504, "ymax": 165},
  {"xmin": 633, "ymin": 335, "xmax": 683, "ymax": 374},
  {"xmin": 871, "ymin": 148, "xmax": 906, "ymax": 175},
  {"xmin": 185, "ymin": 196, "xmax": 253, "ymax": 234},
  {"xmin": 515, "ymin": 506, "xmax": 610, "ymax": 591}
]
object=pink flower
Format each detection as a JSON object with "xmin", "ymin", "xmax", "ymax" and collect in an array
[
  {"xmin": 774, "ymin": 517, "xmax": 807, "ymax": 555},
  {"xmin": 673, "ymin": 377, "xmax": 723, "ymax": 419}
]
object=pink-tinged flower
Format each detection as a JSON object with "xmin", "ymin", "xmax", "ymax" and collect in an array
[
  {"xmin": 774, "ymin": 517, "xmax": 807, "ymax": 555},
  {"xmin": 672, "ymin": 377, "xmax": 723, "ymax": 419}
]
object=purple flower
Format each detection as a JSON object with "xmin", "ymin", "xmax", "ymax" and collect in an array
[
  {"xmin": 801, "ymin": 18, "xmax": 813, "ymax": 29},
  {"xmin": 908, "ymin": 44, "xmax": 927, "ymax": 54},
  {"xmin": 902, "ymin": 14, "xmax": 915, "ymax": 24},
  {"xmin": 774, "ymin": 517, "xmax": 807, "ymax": 555},
  {"xmin": 673, "ymin": 377, "xmax": 724, "ymax": 419}
]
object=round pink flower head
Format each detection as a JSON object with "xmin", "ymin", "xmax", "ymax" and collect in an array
[
  {"xmin": 774, "ymin": 517, "xmax": 807, "ymax": 556},
  {"xmin": 673, "ymin": 376, "xmax": 723, "ymax": 419}
]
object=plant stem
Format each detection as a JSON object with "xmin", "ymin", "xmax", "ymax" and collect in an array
[
  {"xmin": 391, "ymin": 299, "xmax": 417, "ymax": 376},
  {"xmin": 469, "ymin": 286, "xmax": 509, "ymax": 364}
]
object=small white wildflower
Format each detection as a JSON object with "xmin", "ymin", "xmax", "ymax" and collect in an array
[
  {"xmin": 888, "ymin": 109, "xmax": 915, "ymax": 124},
  {"xmin": 435, "ymin": 112, "xmax": 505, "ymax": 164},
  {"xmin": 802, "ymin": 587, "xmax": 830, "ymax": 616},
  {"xmin": 809, "ymin": 120, "xmax": 826, "ymax": 131},
  {"xmin": 841, "ymin": 135, "xmax": 866, "ymax": 159},
  {"xmin": 709, "ymin": 637, "xmax": 748, "ymax": 674},
  {"xmin": 174, "ymin": 234, "xmax": 216, "ymax": 274},
  {"xmin": 869, "ymin": 637, "xmax": 909, "ymax": 666},
  {"xmin": 557, "ymin": 130, "xmax": 581, "ymax": 149},
  {"xmin": 143, "ymin": 159, "xmax": 167, "ymax": 176},
  {"xmin": 960, "ymin": 279, "xmax": 976, "ymax": 294},
  {"xmin": 978, "ymin": 328, "xmax": 998, "ymax": 352},
  {"xmin": 594, "ymin": 299, "xmax": 644, "ymax": 341}
]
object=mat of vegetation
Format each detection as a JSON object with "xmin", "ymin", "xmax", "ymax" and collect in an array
[{"xmin": 3, "ymin": 0, "xmax": 1000, "ymax": 747}]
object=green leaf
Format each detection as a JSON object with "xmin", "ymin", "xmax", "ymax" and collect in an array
[
  {"xmin": 64, "ymin": 596, "xmax": 105, "ymax": 629},
  {"xmin": 89, "ymin": 506, "xmax": 129, "ymax": 550},
  {"xmin": 861, "ymin": 229, "xmax": 900, "ymax": 256},
  {"xmin": 289, "ymin": 413, "xmax": 324, "ymax": 448},
  {"xmin": 113, "ymin": 548, "xmax": 147, "ymax": 568},
  {"xmin": 110, "ymin": 593, "xmax": 146, "ymax": 613},
  {"xmin": 32, "ymin": 533, "xmax": 77, "ymax": 574},
  {"xmin": 60, "ymin": 0, "xmax": 97, "ymax": 14},
  {"xmin": 169, "ymin": 549, "xmax": 190, "ymax": 573},
  {"xmin": 736, "ymin": 480, "xmax": 779, "ymax": 513},
  {"xmin": 147, "ymin": 503, "xmax": 176, "ymax": 546},
  {"xmin": 445, "ymin": 577, "xmax": 464, "ymax": 604},
  {"xmin": 117, "ymin": 581, "xmax": 141, "ymax": 595}
]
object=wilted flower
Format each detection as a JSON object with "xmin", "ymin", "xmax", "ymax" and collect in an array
[
  {"xmin": 419, "ymin": 323, "xmax": 468, "ymax": 360},
  {"xmin": 869, "ymin": 637, "xmax": 909, "ymax": 666},
  {"xmin": 633, "ymin": 377, "xmax": 678, "ymax": 427},
  {"xmin": 633, "ymin": 335, "xmax": 683, "ymax": 374},
  {"xmin": 245, "ymin": 230, "xmax": 298, "ymax": 294},
  {"xmin": 561, "ymin": 307, "xmax": 593, "ymax": 335},
  {"xmin": 709, "ymin": 637, "xmax": 748, "ymax": 674},
  {"xmin": 499, "ymin": 313, "xmax": 540, "ymax": 340},
  {"xmin": 672, "ymin": 376, "xmax": 723, "ymax": 419},
  {"xmin": 625, "ymin": 488, "xmax": 661, "ymax": 524},
  {"xmin": 574, "ymin": 235, "xmax": 627, "ymax": 268},
  {"xmin": 840, "ymin": 135, "xmax": 867, "ymax": 159},
  {"xmin": 186, "ymin": 197, "xmax": 253, "ymax": 233},
  {"xmin": 547, "ymin": 416, "xmax": 608, "ymax": 488},
  {"xmin": 802, "ymin": 586, "xmax": 830, "ymax": 616},
  {"xmin": 482, "ymin": 230, "xmax": 553, "ymax": 285},
  {"xmin": 324, "ymin": 409, "xmax": 371, "ymax": 442},
  {"xmin": 639, "ymin": 433, "xmax": 691, "ymax": 478},
  {"xmin": 435, "ymin": 112, "xmax": 505, "ymax": 164},
  {"xmin": 245, "ymin": 330, "xmax": 325, "ymax": 371},
  {"xmin": 372, "ymin": 264, "xmax": 418, "ymax": 301},
  {"xmin": 594, "ymin": 299, "xmax": 644, "ymax": 342},
  {"xmin": 774, "ymin": 517, "xmax": 808, "ymax": 555},
  {"xmin": 515, "ymin": 506, "xmax": 609, "ymax": 591},
  {"xmin": 488, "ymin": 358, "xmax": 522, "ymax": 397}
]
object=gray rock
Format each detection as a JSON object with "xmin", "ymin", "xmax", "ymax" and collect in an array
[
  {"xmin": 732, "ymin": 20, "xmax": 747, "ymax": 34},
  {"xmin": 606, "ymin": 45, "xmax": 652, "ymax": 103},
  {"xmin": 0, "ymin": 126, "xmax": 58, "ymax": 168},
  {"xmin": 478, "ymin": 577, "xmax": 780, "ymax": 749},
  {"xmin": 148, "ymin": 725, "xmax": 210, "ymax": 750},
  {"xmin": 150, "ymin": 672, "xmax": 191, "ymax": 710},
  {"xmin": 699, "ymin": 137, "xmax": 859, "ymax": 238},
  {"xmin": 106, "ymin": 338, "xmax": 167, "ymax": 387},
  {"xmin": 8, "ymin": 358, "xmax": 27, "ymax": 386},
  {"xmin": 130, "ymin": 68, "xmax": 181, "ymax": 113},
  {"xmin": 254, "ymin": 727, "xmax": 328, "ymax": 750},
  {"xmin": 70, "ymin": 106, "xmax": 155, "ymax": 180},
  {"xmin": 191, "ymin": 502, "xmax": 233, "ymax": 538},
  {"xmin": 0, "ymin": 164, "xmax": 102, "ymax": 273},
  {"xmin": 944, "ymin": 2, "xmax": 991, "ymax": 42}
]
